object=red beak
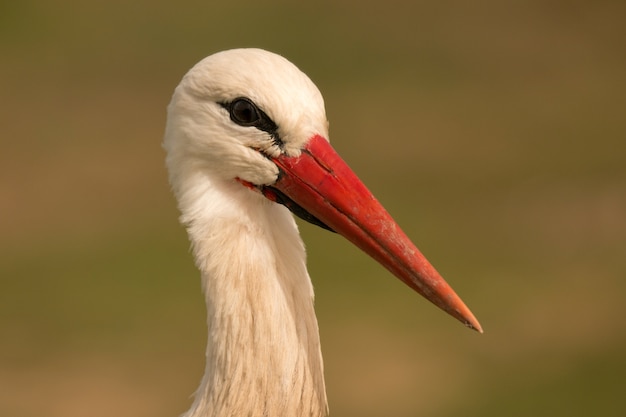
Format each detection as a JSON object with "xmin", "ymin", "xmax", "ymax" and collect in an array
[{"xmin": 267, "ymin": 134, "xmax": 482, "ymax": 332}]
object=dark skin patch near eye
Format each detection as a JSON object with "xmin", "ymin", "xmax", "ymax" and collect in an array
[{"xmin": 221, "ymin": 98, "xmax": 284, "ymax": 149}]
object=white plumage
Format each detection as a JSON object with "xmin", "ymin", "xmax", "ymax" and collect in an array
[{"xmin": 163, "ymin": 48, "xmax": 480, "ymax": 417}]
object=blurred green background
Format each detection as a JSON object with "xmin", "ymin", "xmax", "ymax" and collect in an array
[{"xmin": 1, "ymin": 1, "xmax": 625, "ymax": 416}]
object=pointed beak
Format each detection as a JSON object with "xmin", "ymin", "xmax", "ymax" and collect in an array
[{"xmin": 268, "ymin": 134, "xmax": 482, "ymax": 332}]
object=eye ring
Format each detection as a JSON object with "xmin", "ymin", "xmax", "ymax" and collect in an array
[
  {"xmin": 221, "ymin": 97, "xmax": 283, "ymax": 149},
  {"xmin": 229, "ymin": 98, "xmax": 260, "ymax": 126}
]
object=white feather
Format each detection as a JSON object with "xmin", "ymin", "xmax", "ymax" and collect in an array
[{"xmin": 164, "ymin": 48, "xmax": 330, "ymax": 417}]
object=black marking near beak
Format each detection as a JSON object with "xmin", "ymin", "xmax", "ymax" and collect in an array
[{"xmin": 261, "ymin": 185, "xmax": 335, "ymax": 233}]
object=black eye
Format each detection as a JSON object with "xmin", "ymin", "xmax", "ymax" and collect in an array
[
  {"xmin": 221, "ymin": 97, "xmax": 283, "ymax": 149},
  {"xmin": 230, "ymin": 98, "xmax": 260, "ymax": 126}
]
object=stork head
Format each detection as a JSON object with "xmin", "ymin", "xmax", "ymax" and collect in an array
[
  {"xmin": 164, "ymin": 48, "xmax": 328, "ymax": 189},
  {"xmin": 164, "ymin": 48, "xmax": 482, "ymax": 332}
]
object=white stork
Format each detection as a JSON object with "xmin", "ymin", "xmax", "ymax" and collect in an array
[{"xmin": 163, "ymin": 48, "xmax": 481, "ymax": 417}]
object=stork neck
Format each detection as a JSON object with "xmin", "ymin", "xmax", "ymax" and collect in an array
[{"xmin": 181, "ymin": 184, "xmax": 328, "ymax": 417}]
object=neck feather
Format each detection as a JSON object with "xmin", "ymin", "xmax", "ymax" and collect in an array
[{"xmin": 179, "ymin": 177, "xmax": 328, "ymax": 417}]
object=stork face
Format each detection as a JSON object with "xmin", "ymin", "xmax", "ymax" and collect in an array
[
  {"xmin": 164, "ymin": 48, "xmax": 482, "ymax": 332},
  {"xmin": 164, "ymin": 48, "xmax": 329, "ymax": 190}
]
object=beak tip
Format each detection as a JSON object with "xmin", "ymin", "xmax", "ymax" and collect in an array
[
  {"xmin": 442, "ymin": 290, "xmax": 483, "ymax": 334},
  {"xmin": 468, "ymin": 320, "xmax": 484, "ymax": 334},
  {"xmin": 460, "ymin": 310, "xmax": 483, "ymax": 334}
]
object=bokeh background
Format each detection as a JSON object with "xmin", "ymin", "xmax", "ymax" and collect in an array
[{"xmin": 2, "ymin": 1, "xmax": 625, "ymax": 416}]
